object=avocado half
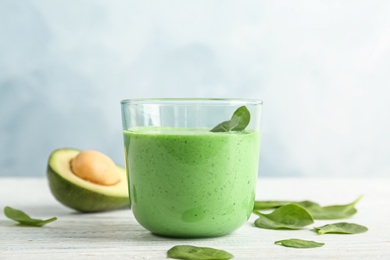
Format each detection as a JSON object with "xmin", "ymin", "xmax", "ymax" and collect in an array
[{"xmin": 47, "ymin": 148, "xmax": 130, "ymax": 212}]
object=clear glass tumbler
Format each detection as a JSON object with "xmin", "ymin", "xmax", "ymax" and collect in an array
[{"xmin": 121, "ymin": 98, "xmax": 262, "ymax": 238}]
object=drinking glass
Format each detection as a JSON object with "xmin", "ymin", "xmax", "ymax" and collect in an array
[{"xmin": 121, "ymin": 98, "xmax": 262, "ymax": 237}]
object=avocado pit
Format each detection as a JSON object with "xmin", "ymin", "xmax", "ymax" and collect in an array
[{"xmin": 70, "ymin": 150, "xmax": 121, "ymax": 186}]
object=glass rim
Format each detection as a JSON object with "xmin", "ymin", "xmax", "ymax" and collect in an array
[{"xmin": 120, "ymin": 98, "xmax": 263, "ymax": 105}]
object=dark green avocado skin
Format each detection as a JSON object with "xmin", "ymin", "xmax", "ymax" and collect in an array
[{"xmin": 47, "ymin": 149, "xmax": 130, "ymax": 213}]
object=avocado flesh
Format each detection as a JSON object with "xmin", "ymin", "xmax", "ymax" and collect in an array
[{"xmin": 47, "ymin": 148, "xmax": 130, "ymax": 212}]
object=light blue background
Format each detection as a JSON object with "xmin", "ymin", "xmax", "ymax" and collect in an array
[{"xmin": 1, "ymin": 0, "xmax": 389, "ymax": 177}]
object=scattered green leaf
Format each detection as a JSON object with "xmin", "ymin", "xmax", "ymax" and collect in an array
[
  {"xmin": 305, "ymin": 196, "xmax": 363, "ymax": 220},
  {"xmin": 4, "ymin": 206, "xmax": 57, "ymax": 227},
  {"xmin": 314, "ymin": 222, "xmax": 368, "ymax": 234},
  {"xmin": 254, "ymin": 200, "xmax": 319, "ymax": 211},
  {"xmin": 254, "ymin": 204, "xmax": 314, "ymax": 230},
  {"xmin": 167, "ymin": 245, "xmax": 233, "ymax": 260},
  {"xmin": 210, "ymin": 106, "xmax": 250, "ymax": 132},
  {"xmin": 254, "ymin": 196, "xmax": 363, "ymax": 220},
  {"xmin": 253, "ymin": 200, "xmax": 292, "ymax": 210},
  {"xmin": 275, "ymin": 238, "xmax": 325, "ymax": 248}
]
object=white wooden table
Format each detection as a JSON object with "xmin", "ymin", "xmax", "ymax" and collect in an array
[{"xmin": 0, "ymin": 177, "xmax": 389, "ymax": 259}]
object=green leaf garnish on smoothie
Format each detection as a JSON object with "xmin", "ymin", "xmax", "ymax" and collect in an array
[
  {"xmin": 4, "ymin": 206, "xmax": 57, "ymax": 227},
  {"xmin": 210, "ymin": 106, "xmax": 250, "ymax": 132},
  {"xmin": 167, "ymin": 245, "xmax": 234, "ymax": 260}
]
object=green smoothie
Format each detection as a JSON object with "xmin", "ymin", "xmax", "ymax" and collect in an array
[{"xmin": 123, "ymin": 127, "xmax": 260, "ymax": 237}]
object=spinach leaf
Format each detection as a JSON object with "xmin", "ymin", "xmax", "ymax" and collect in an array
[
  {"xmin": 254, "ymin": 204, "xmax": 314, "ymax": 230},
  {"xmin": 254, "ymin": 196, "xmax": 362, "ymax": 220},
  {"xmin": 314, "ymin": 222, "xmax": 368, "ymax": 234},
  {"xmin": 253, "ymin": 200, "xmax": 291, "ymax": 210},
  {"xmin": 254, "ymin": 200, "xmax": 319, "ymax": 211},
  {"xmin": 210, "ymin": 106, "xmax": 250, "ymax": 132},
  {"xmin": 305, "ymin": 196, "xmax": 363, "ymax": 220},
  {"xmin": 167, "ymin": 245, "xmax": 233, "ymax": 260},
  {"xmin": 4, "ymin": 206, "xmax": 57, "ymax": 227},
  {"xmin": 275, "ymin": 238, "xmax": 325, "ymax": 248}
]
